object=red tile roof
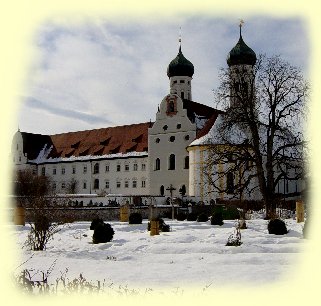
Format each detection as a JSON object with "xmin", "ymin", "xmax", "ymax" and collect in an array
[
  {"xmin": 22, "ymin": 122, "xmax": 153, "ymax": 160},
  {"xmin": 49, "ymin": 122, "xmax": 152, "ymax": 158}
]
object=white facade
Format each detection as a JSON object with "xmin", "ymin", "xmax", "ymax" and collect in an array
[{"xmin": 148, "ymin": 93, "xmax": 196, "ymax": 197}]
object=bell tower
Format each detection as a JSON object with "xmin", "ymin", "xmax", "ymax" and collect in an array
[
  {"xmin": 227, "ymin": 21, "xmax": 256, "ymax": 109},
  {"xmin": 167, "ymin": 35, "xmax": 194, "ymax": 101}
]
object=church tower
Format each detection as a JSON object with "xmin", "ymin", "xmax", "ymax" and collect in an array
[
  {"xmin": 148, "ymin": 41, "xmax": 196, "ymax": 197},
  {"xmin": 167, "ymin": 40, "xmax": 194, "ymax": 100},
  {"xmin": 226, "ymin": 22, "xmax": 256, "ymax": 109}
]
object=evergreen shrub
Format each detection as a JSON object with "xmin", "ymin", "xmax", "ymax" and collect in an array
[
  {"xmin": 129, "ymin": 212, "xmax": 143, "ymax": 224},
  {"xmin": 267, "ymin": 218, "xmax": 288, "ymax": 235},
  {"xmin": 223, "ymin": 206, "xmax": 240, "ymax": 220},
  {"xmin": 92, "ymin": 222, "xmax": 114, "ymax": 244},
  {"xmin": 147, "ymin": 218, "xmax": 170, "ymax": 232},
  {"xmin": 176, "ymin": 213, "xmax": 187, "ymax": 221},
  {"xmin": 90, "ymin": 217, "xmax": 104, "ymax": 230},
  {"xmin": 186, "ymin": 212, "xmax": 198, "ymax": 221},
  {"xmin": 197, "ymin": 213, "xmax": 209, "ymax": 222},
  {"xmin": 211, "ymin": 211, "xmax": 224, "ymax": 226}
]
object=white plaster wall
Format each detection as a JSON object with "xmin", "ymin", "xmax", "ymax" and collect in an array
[
  {"xmin": 37, "ymin": 156, "xmax": 149, "ymax": 196},
  {"xmin": 11, "ymin": 131, "xmax": 28, "ymax": 167},
  {"xmin": 169, "ymin": 76, "xmax": 192, "ymax": 100},
  {"xmin": 148, "ymin": 93, "xmax": 196, "ymax": 197}
]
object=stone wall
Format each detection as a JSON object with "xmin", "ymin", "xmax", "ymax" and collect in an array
[{"xmin": 24, "ymin": 206, "xmax": 174, "ymax": 223}]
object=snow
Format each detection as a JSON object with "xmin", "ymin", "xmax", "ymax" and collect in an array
[
  {"xmin": 9, "ymin": 216, "xmax": 306, "ymax": 293},
  {"xmin": 30, "ymin": 149, "xmax": 148, "ymax": 164}
]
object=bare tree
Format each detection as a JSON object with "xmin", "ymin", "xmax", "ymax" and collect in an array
[
  {"xmin": 66, "ymin": 178, "xmax": 78, "ymax": 194},
  {"xmin": 205, "ymin": 54, "xmax": 309, "ymax": 218},
  {"xmin": 14, "ymin": 169, "xmax": 62, "ymax": 250}
]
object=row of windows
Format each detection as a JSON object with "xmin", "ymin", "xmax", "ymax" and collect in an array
[
  {"xmin": 53, "ymin": 179, "xmax": 147, "ymax": 191},
  {"xmin": 155, "ymin": 155, "xmax": 189, "ymax": 171},
  {"xmin": 156, "ymin": 134, "xmax": 190, "ymax": 143},
  {"xmin": 172, "ymin": 80, "xmax": 190, "ymax": 85},
  {"xmin": 41, "ymin": 161, "xmax": 146, "ymax": 176}
]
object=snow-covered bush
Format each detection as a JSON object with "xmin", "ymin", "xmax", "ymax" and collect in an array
[
  {"xmin": 197, "ymin": 213, "xmax": 208, "ymax": 222},
  {"xmin": 92, "ymin": 222, "xmax": 114, "ymax": 244},
  {"xmin": 268, "ymin": 218, "xmax": 288, "ymax": 235},
  {"xmin": 226, "ymin": 227, "xmax": 242, "ymax": 246},
  {"xmin": 129, "ymin": 212, "xmax": 142, "ymax": 224}
]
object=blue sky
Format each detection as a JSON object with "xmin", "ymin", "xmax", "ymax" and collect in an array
[{"xmin": 17, "ymin": 16, "xmax": 309, "ymax": 135}]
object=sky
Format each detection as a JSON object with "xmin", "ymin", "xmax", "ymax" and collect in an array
[{"xmin": 16, "ymin": 16, "xmax": 309, "ymax": 135}]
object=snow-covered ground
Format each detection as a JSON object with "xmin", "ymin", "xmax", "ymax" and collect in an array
[{"xmin": 9, "ymin": 215, "xmax": 307, "ymax": 294}]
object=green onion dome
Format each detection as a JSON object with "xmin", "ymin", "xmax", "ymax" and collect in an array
[
  {"xmin": 167, "ymin": 46, "xmax": 194, "ymax": 78},
  {"xmin": 227, "ymin": 32, "xmax": 256, "ymax": 67}
]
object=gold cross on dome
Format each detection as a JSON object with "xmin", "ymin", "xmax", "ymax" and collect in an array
[{"xmin": 239, "ymin": 19, "xmax": 244, "ymax": 28}]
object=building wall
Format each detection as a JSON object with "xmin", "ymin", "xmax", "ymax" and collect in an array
[
  {"xmin": 36, "ymin": 156, "xmax": 149, "ymax": 196},
  {"xmin": 148, "ymin": 93, "xmax": 196, "ymax": 197}
]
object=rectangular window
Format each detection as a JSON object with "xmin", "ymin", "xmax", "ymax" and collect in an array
[
  {"xmin": 61, "ymin": 167, "xmax": 65, "ymax": 175},
  {"xmin": 83, "ymin": 165, "xmax": 87, "ymax": 173},
  {"xmin": 125, "ymin": 181, "xmax": 129, "ymax": 188},
  {"xmin": 53, "ymin": 168, "xmax": 56, "ymax": 175},
  {"xmin": 53, "ymin": 183, "xmax": 56, "ymax": 190},
  {"xmin": 61, "ymin": 182, "xmax": 65, "ymax": 189},
  {"xmin": 116, "ymin": 181, "xmax": 121, "ymax": 188},
  {"xmin": 83, "ymin": 182, "xmax": 87, "ymax": 189},
  {"xmin": 132, "ymin": 180, "xmax": 137, "ymax": 188},
  {"xmin": 32, "ymin": 169, "xmax": 37, "ymax": 175},
  {"xmin": 125, "ymin": 164, "xmax": 129, "ymax": 171},
  {"xmin": 41, "ymin": 167, "xmax": 45, "ymax": 176},
  {"xmin": 142, "ymin": 180, "xmax": 146, "ymax": 188},
  {"xmin": 117, "ymin": 164, "xmax": 121, "ymax": 172},
  {"xmin": 72, "ymin": 166, "xmax": 76, "ymax": 174},
  {"xmin": 133, "ymin": 163, "xmax": 138, "ymax": 171},
  {"xmin": 105, "ymin": 181, "xmax": 109, "ymax": 189},
  {"xmin": 141, "ymin": 163, "xmax": 146, "ymax": 171},
  {"xmin": 105, "ymin": 164, "xmax": 110, "ymax": 172}
]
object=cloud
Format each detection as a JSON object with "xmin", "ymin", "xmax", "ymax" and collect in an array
[
  {"xmin": 23, "ymin": 96, "xmax": 112, "ymax": 125},
  {"xmin": 19, "ymin": 16, "xmax": 309, "ymax": 135}
]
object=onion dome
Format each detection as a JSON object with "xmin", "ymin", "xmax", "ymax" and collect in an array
[
  {"xmin": 227, "ymin": 26, "xmax": 256, "ymax": 67},
  {"xmin": 167, "ymin": 46, "xmax": 194, "ymax": 78}
]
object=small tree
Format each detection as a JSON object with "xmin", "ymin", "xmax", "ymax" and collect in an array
[
  {"xmin": 66, "ymin": 178, "xmax": 78, "ymax": 194},
  {"xmin": 14, "ymin": 169, "xmax": 62, "ymax": 250}
]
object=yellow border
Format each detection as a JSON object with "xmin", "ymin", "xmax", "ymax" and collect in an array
[{"xmin": 1, "ymin": 1, "xmax": 319, "ymax": 305}]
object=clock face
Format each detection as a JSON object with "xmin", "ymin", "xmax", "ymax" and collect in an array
[{"xmin": 166, "ymin": 95, "xmax": 178, "ymax": 117}]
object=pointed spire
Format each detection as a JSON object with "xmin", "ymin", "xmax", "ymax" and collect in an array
[
  {"xmin": 178, "ymin": 26, "xmax": 182, "ymax": 53},
  {"xmin": 239, "ymin": 19, "xmax": 244, "ymax": 38}
]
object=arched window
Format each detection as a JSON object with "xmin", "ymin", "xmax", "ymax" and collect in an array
[
  {"xmin": 181, "ymin": 92, "xmax": 185, "ymax": 99},
  {"xmin": 160, "ymin": 185, "xmax": 164, "ymax": 196},
  {"xmin": 94, "ymin": 179, "xmax": 99, "ymax": 190},
  {"xmin": 169, "ymin": 154, "xmax": 175, "ymax": 170},
  {"xmin": 155, "ymin": 158, "xmax": 160, "ymax": 171},
  {"xmin": 226, "ymin": 172, "xmax": 234, "ymax": 194},
  {"xmin": 93, "ymin": 163, "xmax": 99, "ymax": 174},
  {"xmin": 184, "ymin": 156, "xmax": 189, "ymax": 169}
]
